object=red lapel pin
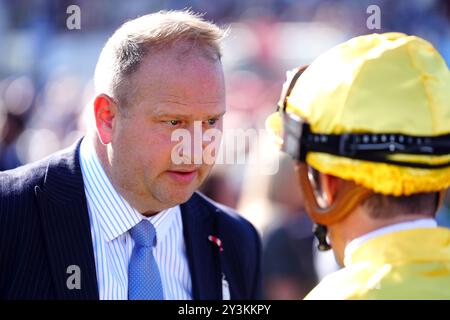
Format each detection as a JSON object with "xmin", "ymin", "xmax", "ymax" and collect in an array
[{"xmin": 208, "ymin": 235, "xmax": 223, "ymax": 252}]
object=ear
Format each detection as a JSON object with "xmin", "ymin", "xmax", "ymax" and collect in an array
[
  {"xmin": 93, "ymin": 94, "xmax": 117, "ymax": 145},
  {"xmin": 320, "ymin": 173, "xmax": 341, "ymax": 204}
]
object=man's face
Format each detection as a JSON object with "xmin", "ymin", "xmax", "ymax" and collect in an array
[{"xmin": 108, "ymin": 46, "xmax": 226, "ymax": 214}]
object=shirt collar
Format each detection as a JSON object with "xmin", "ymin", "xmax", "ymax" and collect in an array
[
  {"xmin": 79, "ymin": 137, "xmax": 179, "ymax": 243},
  {"xmin": 143, "ymin": 205, "xmax": 181, "ymax": 246},
  {"xmin": 343, "ymin": 218, "xmax": 437, "ymax": 267}
]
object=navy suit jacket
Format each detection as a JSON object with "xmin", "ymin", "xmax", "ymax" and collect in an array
[{"xmin": 0, "ymin": 139, "xmax": 262, "ymax": 300}]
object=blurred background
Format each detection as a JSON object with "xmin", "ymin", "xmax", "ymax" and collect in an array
[{"xmin": 1, "ymin": 0, "xmax": 450, "ymax": 299}]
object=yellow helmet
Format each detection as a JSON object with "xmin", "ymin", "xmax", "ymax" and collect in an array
[{"xmin": 266, "ymin": 32, "xmax": 450, "ymax": 197}]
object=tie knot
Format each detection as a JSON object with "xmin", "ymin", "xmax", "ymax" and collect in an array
[{"xmin": 130, "ymin": 220, "xmax": 157, "ymax": 247}]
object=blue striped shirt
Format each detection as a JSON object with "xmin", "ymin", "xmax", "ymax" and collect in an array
[{"xmin": 79, "ymin": 138, "xmax": 192, "ymax": 300}]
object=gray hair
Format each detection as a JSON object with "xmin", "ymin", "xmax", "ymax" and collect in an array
[{"xmin": 94, "ymin": 10, "xmax": 227, "ymax": 106}]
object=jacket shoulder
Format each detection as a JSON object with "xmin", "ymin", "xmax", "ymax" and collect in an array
[
  {"xmin": 0, "ymin": 141, "xmax": 80, "ymax": 224},
  {"xmin": 0, "ymin": 155, "xmax": 52, "ymax": 292},
  {"xmin": 0, "ymin": 141, "xmax": 80, "ymax": 200},
  {"xmin": 0, "ymin": 157, "xmax": 49, "ymax": 198},
  {"xmin": 0, "ymin": 155, "xmax": 53, "ymax": 253}
]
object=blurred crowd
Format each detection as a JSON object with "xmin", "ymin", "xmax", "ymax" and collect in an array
[{"xmin": 1, "ymin": 0, "xmax": 450, "ymax": 299}]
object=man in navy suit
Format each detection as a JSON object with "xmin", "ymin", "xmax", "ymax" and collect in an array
[{"xmin": 0, "ymin": 10, "xmax": 261, "ymax": 300}]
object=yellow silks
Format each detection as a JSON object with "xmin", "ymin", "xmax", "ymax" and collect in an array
[{"xmin": 304, "ymin": 228, "xmax": 450, "ymax": 299}]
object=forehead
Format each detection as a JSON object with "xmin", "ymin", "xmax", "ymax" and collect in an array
[
  {"xmin": 124, "ymin": 52, "xmax": 226, "ymax": 119},
  {"xmin": 128, "ymin": 44, "xmax": 225, "ymax": 106}
]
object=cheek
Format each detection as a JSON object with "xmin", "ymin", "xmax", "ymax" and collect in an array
[
  {"xmin": 199, "ymin": 163, "xmax": 214, "ymax": 178},
  {"xmin": 140, "ymin": 131, "xmax": 179, "ymax": 170},
  {"xmin": 114, "ymin": 124, "xmax": 171, "ymax": 168},
  {"xmin": 114, "ymin": 117, "xmax": 183, "ymax": 171}
]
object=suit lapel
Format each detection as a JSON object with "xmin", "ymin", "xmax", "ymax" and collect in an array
[
  {"xmin": 181, "ymin": 194, "xmax": 222, "ymax": 300},
  {"xmin": 35, "ymin": 139, "xmax": 99, "ymax": 299}
]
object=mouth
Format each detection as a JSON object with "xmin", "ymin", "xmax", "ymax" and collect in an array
[{"xmin": 166, "ymin": 169, "xmax": 199, "ymax": 184}]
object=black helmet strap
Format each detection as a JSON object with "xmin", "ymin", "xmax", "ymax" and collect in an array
[{"xmin": 283, "ymin": 118, "xmax": 450, "ymax": 169}]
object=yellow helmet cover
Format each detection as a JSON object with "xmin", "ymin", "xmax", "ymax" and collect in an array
[{"xmin": 266, "ymin": 33, "xmax": 450, "ymax": 196}]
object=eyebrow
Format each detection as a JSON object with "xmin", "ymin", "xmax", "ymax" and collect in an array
[{"xmin": 153, "ymin": 110, "xmax": 226, "ymax": 120}]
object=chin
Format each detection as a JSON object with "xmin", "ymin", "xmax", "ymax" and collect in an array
[{"xmin": 158, "ymin": 187, "xmax": 197, "ymax": 207}]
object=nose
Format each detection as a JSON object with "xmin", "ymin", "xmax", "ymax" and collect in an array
[
  {"xmin": 171, "ymin": 121, "xmax": 222, "ymax": 166},
  {"xmin": 171, "ymin": 121, "xmax": 205, "ymax": 165},
  {"xmin": 187, "ymin": 121, "xmax": 204, "ymax": 165}
]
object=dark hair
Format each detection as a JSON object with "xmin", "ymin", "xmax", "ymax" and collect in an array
[{"xmin": 361, "ymin": 192, "xmax": 438, "ymax": 219}]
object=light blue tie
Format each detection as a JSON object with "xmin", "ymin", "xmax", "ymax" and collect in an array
[{"xmin": 128, "ymin": 220, "xmax": 164, "ymax": 300}]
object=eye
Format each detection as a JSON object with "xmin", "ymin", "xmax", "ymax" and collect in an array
[
  {"xmin": 206, "ymin": 119, "xmax": 218, "ymax": 126},
  {"xmin": 167, "ymin": 120, "xmax": 181, "ymax": 126}
]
